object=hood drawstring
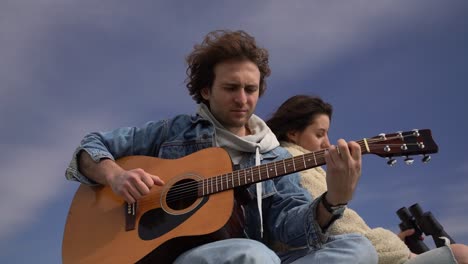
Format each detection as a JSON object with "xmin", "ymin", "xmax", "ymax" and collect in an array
[
  {"xmin": 197, "ymin": 104, "xmax": 279, "ymax": 239},
  {"xmin": 255, "ymin": 146, "xmax": 263, "ymax": 238}
]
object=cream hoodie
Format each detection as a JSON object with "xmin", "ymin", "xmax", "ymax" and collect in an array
[{"xmin": 197, "ymin": 103, "xmax": 280, "ymax": 237}]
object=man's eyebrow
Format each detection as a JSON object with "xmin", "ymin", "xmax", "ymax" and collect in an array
[{"xmin": 221, "ymin": 82, "xmax": 239, "ymax": 87}]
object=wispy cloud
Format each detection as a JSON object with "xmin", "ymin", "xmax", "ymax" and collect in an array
[
  {"xmin": 0, "ymin": 113, "xmax": 122, "ymax": 239},
  {"xmin": 247, "ymin": 1, "xmax": 458, "ymax": 78}
]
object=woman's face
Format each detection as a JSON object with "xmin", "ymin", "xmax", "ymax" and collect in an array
[{"xmin": 287, "ymin": 114, "xmax": 331, "ymax": 152}]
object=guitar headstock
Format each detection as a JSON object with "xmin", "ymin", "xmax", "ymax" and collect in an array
[{"xmin": 364, "ymin": 129, "xmax": 438, "ymax": 165}]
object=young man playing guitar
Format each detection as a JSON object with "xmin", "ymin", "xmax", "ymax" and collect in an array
[{"xmin": 64, "ymin": 30, "xmax": 377, "ymax": 264}]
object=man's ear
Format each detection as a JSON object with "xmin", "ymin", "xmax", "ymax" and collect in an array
[
  {"xmin": 201, "ymin": 87, "xmax": 210, "ymax": 100},
  {"xmin": 286, "ymin": 130, "xmax": 298, "ymax": 144}
]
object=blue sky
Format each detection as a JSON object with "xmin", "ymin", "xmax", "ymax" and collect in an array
[{"xmin": 1, "ymin": 0, "xmax": 467, "ymax": 262}]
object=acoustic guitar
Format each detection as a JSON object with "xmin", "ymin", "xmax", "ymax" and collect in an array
[{"xmin": 62, "ymin": 129, "xmax": 438, "ymax": 263}]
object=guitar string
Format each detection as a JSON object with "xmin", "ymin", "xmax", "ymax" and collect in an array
[
  {"xmin": 159, "ymin": 139, "xmax": 428, "ymax": 203},
  {"xmin": 162, "ymin": 148, "xmax": 420, "ymax": 203},
  {"xmin": 159, "ymin": 135, "xmax": 413, "ymax": 197},
  {"xmin": 158, "ymin": 135, "xmax": 425, "ymax": 202},
  {"xmin": 161, "ymin": 142, "xmax": 424, "ymax": 204}
]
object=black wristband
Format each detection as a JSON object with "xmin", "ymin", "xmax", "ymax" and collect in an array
[{"xmin": 321, "ymin": 191, "xmax": 347, "ymax": 214}]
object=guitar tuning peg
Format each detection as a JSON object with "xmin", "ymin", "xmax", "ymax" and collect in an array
[
  {"xmin": 404, "ymin": 156, "xmax": 414, "ymax": 165},
  {"xmin": 422, "ymin": 155, "xmax": 431, "ymax": 163},
  {"xmin": 397, "ymin": 131, "xmax": 403, "ymax": 138},
  {"xmin": 387, "ymin": 158, "xmax": 397, "ymax": 166}
]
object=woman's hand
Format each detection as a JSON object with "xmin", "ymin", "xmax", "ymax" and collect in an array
[{"xmin": 324, "ymin": 139, "xmax": 362, "ymax": 205}]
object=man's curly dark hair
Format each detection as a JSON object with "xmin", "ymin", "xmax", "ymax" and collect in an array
[{"xmin": 185, "ymin": 30, "xmax": 271, "ymax": 104}]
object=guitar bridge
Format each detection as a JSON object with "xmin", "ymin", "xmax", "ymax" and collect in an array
[{"xmin": 125, "ymin": 202, "xmax": 137, "ymax": 231}]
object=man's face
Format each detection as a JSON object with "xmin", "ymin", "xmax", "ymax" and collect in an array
[{"xmin": 201, "ymin": 59, "xmax": 260, "ymax": 136}]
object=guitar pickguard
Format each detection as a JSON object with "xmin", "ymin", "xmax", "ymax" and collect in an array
[{"xmin": 138, "ymin": 196, "xmax": 209, "ymax": 240}]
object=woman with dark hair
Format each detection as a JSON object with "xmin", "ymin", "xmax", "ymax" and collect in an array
[{"xmin": 267, "ymin": 95, "xmax": 467, "ymax": 264}]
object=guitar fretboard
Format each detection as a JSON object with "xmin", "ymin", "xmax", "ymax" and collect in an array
[{"xmin": 198, "ymin": 139, "xmax": 365, "ymax": 197}]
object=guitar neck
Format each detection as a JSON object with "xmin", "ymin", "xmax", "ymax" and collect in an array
[{"xmin": 198, "ymin": 139, "xmax": 368, "ymax": 197}]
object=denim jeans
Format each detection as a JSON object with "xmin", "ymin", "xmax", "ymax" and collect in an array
[
  {"xmin": 280, "ymin": 233, "xmax": 378, "ymax": 264},
  {"xmin": 174, "ymin": 238, "xmax": 281, "ymax": 264},
  {"xmin": 174, "ymin": 234, "xmax": 377, "ymax": 264},
  {"xmin": 405, "ymin": 245, "xmax": 457, "ymax": 264}
]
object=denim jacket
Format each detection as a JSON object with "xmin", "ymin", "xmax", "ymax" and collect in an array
[{"xmin": 65, "ymin": 114, "xmax": 331, "ymax": 250}]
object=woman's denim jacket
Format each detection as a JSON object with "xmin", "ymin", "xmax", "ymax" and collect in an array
[{"xmin": 65, "ymin": 114, "xmax": 331, "ymax": 250}]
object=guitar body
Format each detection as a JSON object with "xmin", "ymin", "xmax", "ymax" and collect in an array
[{"xmin": 62, "ymin": 147, "xmax": 242, "ymax": 264}]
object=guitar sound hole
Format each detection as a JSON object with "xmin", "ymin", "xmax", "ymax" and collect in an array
[{"xmin": 166, "ymin": 179, "xmax": 198, "ymax": 210}]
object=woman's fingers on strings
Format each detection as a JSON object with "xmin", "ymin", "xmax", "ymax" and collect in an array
[
  {"xmin": 331, "ymin": 139, "xmax": 361, "ymax": 161},
  {"xmin": 336, "ymin": 139, "xmax": 351, "ymax": 159},
  {"xmin": 329, "ymin": 145, "xmax": 339, "ymax": 161},
  {"xmin": 324, "ymin": 146, "xmax": 334, "ymax": 165},
  {"xmin": 348, "ymin": 141, "xmax": 362, "ymax": 160}
]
